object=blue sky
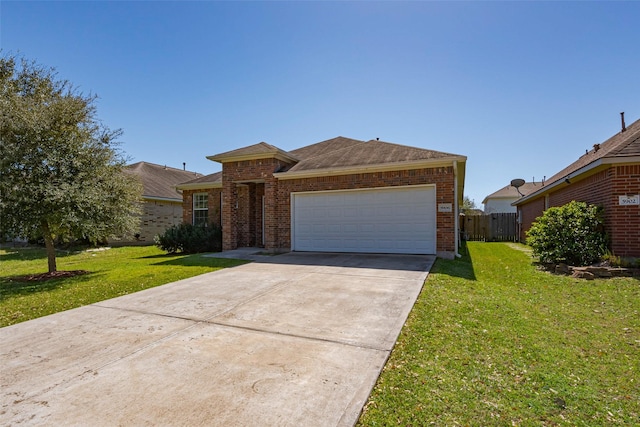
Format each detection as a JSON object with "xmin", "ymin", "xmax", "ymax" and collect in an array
[{"xmin": 2, "ymin": 1, "xmax": 639, "ymax": 207}]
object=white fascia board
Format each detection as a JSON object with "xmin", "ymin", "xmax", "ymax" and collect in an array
[
  {"xmin": 206, "ymin": 151, "xmax": 299, "ymax": 164},
  {"xmin": 175, "ymin": 182, "xmax": 223, "ymax": 191},
  {"xmin": 511, "ymin": 155, "xmax": 640, "ymax": 206},
  {"xmin": 142, "ymin": 196, "xmax": 183, "ymax": 203},
  {"xmin": 274, "ymin": 156, "xmax": 467, "ymax": 180}
]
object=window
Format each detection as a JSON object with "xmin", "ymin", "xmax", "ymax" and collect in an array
[{"xmin": 193, "ymin": 193, "xmax": 208, "ymax": 226}]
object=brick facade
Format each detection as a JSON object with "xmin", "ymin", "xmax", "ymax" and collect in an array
[
  {"xmin": 183, "ymin": 160, "xmax": 459, "ymax": 255},
  {"xmin": 119, "ymin": 199, "xmax": 184, "ymax": 244},
  {"xmin": 182, "ymin": 188, "xmax": 223, "ymax": 227},
  {"xmin": 517, "ymin": 164, "xmax": 640, "ymax": 257},
  {"xmin": 220, "ymin": 158, "xmax": 295, "ymax": 251},
  {"xmin": 276, "ymin": 167, "xmax": 457, "ymax": 254},
  {"xmin": 179, "ymin": 138, "xmax": 465, "ymax": 258}
]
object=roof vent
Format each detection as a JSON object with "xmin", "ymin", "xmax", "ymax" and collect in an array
[{"xmin": 621, "ymin": 112, "xmax": 626, "ymax": 133}]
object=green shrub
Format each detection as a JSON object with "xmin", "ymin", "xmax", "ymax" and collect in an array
[
  {"xmin": 154, "ymin": 223, "xmax": 222, "ymax": 254},
  {"xmin": 526, "ymin": 201, "xmax": 607, "ymax": 266}
]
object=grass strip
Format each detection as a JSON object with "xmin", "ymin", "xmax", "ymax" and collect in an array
[
  {"xmin": 358, "ymin": 242, "xmax": 639, "ymax": 426},
  {"xmin": 0, "ymin": 245, "xmax": 246, "ymax": 327}
]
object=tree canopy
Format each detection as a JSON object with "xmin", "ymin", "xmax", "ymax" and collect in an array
[
  {"xmin": 0, "ymin": 54, "xmax": 142, "ymax": 272},
  {"xmin": 461, "ymin": 196, "xmax": 479, "ymax": 215}
]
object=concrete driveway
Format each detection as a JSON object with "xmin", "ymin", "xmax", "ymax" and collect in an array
[{"xmin": 1, "ymin": 251, "xmax": 434, "ymax": 426}]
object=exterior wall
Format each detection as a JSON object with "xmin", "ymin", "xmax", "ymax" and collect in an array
[
  {"xmin": 517, "ymin": 197, "xmax": 546, "ymax": 242},
  {"xmin": 517, "ymin": 165, "xmax": 640, "ymax": 257},
  {"xmin": 608, "ymin": 165, "xmax": 640, "ymax": 257},
  {"xmin": 221, "ymin": 158, "xmax": 295, "ymax": 250},
  {"xmin": 484, "ymin": 198, "xmax": 518, "ymax": 214},
  {"xmin": 182, "ymin": 188, "xmax": 223, "ymax": 227},
  {"xmin": 277, "ymin": 166, "xmax": 457, "ymax": 255},
  {"xmin": 127, "ymin": 199, "xmax": 183, "ymax": 243}
]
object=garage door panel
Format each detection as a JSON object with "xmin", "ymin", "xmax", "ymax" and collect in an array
[{"xmin": 292, "ymin": 186, "xmax": 436, "ymax": 254}]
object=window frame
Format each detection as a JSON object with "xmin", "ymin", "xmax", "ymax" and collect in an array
[{"xmin": 193, "ymin": 193, "xmax": 209, "ymax": 226}]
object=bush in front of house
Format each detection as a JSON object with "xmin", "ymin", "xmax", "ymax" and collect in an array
[
  {"xmin": 526, "ymin": 200, "xmax": 607, "ymax": 266},
  {"xmin": 154, "ymin": 223, "xmax": 222, "ymax": 254}
]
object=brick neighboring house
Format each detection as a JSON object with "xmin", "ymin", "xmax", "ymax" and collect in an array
[
  {"xmin": 124, "ymin": 162, "xmax": 201, "ymax": 243},
  {"xmin": 514, "ymin": 116, "xmax": 640, "ymax": 257},
  {"xmin": 177, "ymin": 136, "xmax": 467, "ymax": 259}
]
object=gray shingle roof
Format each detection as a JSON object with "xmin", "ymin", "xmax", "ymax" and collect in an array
[
  {"xmin": 287, "ymin": 139, "xmax": 463, "ymax": 173},
  {"xmin": 288, "ymin": 136, "xmax": 366, "ymax": 160},
  {"xmin": 207, "ymin": 142, "xmax": 298, "ymax": 163},
  {"xmin": 513, "ymin": 117, "xmax": 640, "ymax": 205},
  {"xmin": 544, "ymin": 117, "xmax": 640, "ymax": 188},
  {"xmin": 126, "ymin": 162, "xmax": 201, "ymax": 201},
  {"xmin": 482, "ymin": 182, "xmax": 540, "ymax": 204},
  {"xmin": 178, "ymin": 171, "xmax": 222, "ymax": 186}
]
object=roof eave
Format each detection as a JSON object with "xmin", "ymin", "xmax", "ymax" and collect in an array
[
  {"xmin": 175, "ymin": 182, "xmax": 223, "ymax": 191},
  {"xmin": 274, "ymin": 156, "xmax": 467, "ymax": 180},
  {"xmin": 141, "ymin": 195, "xmax": 183, "ymax": 203},
  {"xmin": 512, "ymin": 155, "xmax": 640, "ymax": 206},
  {"xmin": 207, "ymin": 151, "xmax": 299, "ymax": 164}
]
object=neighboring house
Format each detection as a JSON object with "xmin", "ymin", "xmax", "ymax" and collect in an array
[
  {"xmin": 514, "ymin": 116, "xmax": 640, "ymax": 258},
  {"xmin": 125, "ymin": 162, "xmax": 201, "ymax": 243},
  {"xmin": 176, "ymin": 136, "xmax": 467, "ymax": 259},
  {"xmin": 482, "ymin": 182, "xmax": 540, "ymax": 213}
]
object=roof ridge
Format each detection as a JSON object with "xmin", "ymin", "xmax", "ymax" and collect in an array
[
  {"xmin": 364, "ymin": 139, "xmax": 462, "ymax": 157},
  {"xmin": 521, "ymin": 116, "xmax": 640, "ymax": 200},
  {"xmin": 292, "ymin": 138, "xmax": 367, "ymax": 162},
  {"xmin": 128, "ymin": 161, "xmax": 200, "ymax": 174}
]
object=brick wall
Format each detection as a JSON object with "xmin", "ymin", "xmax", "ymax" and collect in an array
[
  {"xmin": 121, "ymin": 199, "xmax": 183, "ymax": 243},
  {"xmin": 277, "ymin": 166, "xmax": 457, "ymax": 253},
  {"xmin": 182, "ymin": 188, "xmax": 223, "ymax": 227},
  {"xmin": 609, "ymin": 165, "xmax": 640, "ymax": 257},
  {"xmin": 221, "ymin": 158, "xmax": 294, "ymax": 250},
  {"xmin": 518, "ymin": 197, "xmax": 545, "ymax": 242},
  {"xmin": 186, "ymin": 160, "xmax": 459, "ymax": 255},
  {"xmin": 517, "ymin": 165, "xmax": 640, "ymax": 257}
]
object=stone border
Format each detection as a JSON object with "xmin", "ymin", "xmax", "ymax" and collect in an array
[{"xmin": 549, "ymin": 263, "xmax": 639, "ymax": 280}]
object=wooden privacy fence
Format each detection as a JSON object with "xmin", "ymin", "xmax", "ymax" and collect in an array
[{"xmin": 462, "ymin": 213, "xmax": 518, "ymax": 242}]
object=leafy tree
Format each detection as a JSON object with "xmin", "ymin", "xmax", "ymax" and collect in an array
[
  {"xmin": 0, "ymin": 54, "xmax": 142, "ymax": 273},
  {"xmin": 461, "ymin": 196, "xmax": 479, "ymax": 214},
  {"xmin": 526, "ymin": 200, "xmax": 607, "ymax": 266}
]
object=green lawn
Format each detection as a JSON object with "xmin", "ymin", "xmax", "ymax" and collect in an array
[
  {"xmin": 0, "ymin": 245, "xmax": 246, "ymax": 327},
  {"xmin": 358, "ymin": 242, "xmax": 639, "ymax": 426}
]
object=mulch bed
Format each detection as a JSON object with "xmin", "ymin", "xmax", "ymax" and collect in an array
[{"xmin": 8, "ymin": 270, "xmax": 90, "ymax": 282}]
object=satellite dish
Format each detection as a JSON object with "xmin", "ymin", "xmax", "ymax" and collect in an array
[
  {"xmin": 510, "ymin": 178, "xmax": 526, "ymax": 196},
  {"xmin": 510, "ymin": 178, "xmax": 525, "ymax": 188}
]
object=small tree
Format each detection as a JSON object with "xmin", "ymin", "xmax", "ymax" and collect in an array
[
  {"xmin": 0, "ymin": 54, "xmax": 142, "ymax": 272},
  {"xmin": 526, "ymin": 200, "xmax": 607, "ymax": 266},
  {"xmin": 461, "ymin": 196, "xmax": 479, "ymax": 215}
]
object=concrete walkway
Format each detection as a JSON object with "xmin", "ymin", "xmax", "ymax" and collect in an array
[{"xmin": 1, "ymin": 252, "xmax": 434, "ymax": 426}]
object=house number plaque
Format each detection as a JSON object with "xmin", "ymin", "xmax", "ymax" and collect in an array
[
  {"xmin": 618, "ymin": 195, "xmax": 640, "ymax": 206},
  {"xmin": 438, "ymin": 203, "xmax": 453, "ymax": 213}
]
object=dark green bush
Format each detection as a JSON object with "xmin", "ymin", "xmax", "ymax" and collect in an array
[
  {"xmin": 526, "ymin": 201, "xmax": 607, "ymax": 266},
  {"xmin": 154, "ymin": 223, "xmax": 222, "ymax": 254}
]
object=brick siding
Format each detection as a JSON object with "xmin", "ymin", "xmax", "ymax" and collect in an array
[
  {"xmin": 518, "ymin": 164, "xmax": 640, "ymax": 257},
  {"xmin": 182, "ymin": 188, "xmax": 223, "ymax": 227},
  {"xmin": 119, "ymin": 199, "xmax": 183, "ymax": 244},
  {"xmin": 277, "ymin": 166, "xmax": 457, "ymax": 254},
  {"xmin": 185, "ymin": 158, "xmax": 459, "ymax": 255}
]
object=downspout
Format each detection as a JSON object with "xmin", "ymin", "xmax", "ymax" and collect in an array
[{"xmin": 453, "ymin": 160, "xmax": 461, "ymax": 258}]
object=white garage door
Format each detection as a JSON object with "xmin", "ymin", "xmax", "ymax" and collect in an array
[{"xmin": 291, "ymin": 185, "xmax": 436, "ymax": 254}]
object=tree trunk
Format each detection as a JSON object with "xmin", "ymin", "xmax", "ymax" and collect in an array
[{"xmin": 41, "ymin": 220, "xmax": 57, "ymax": 273}]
